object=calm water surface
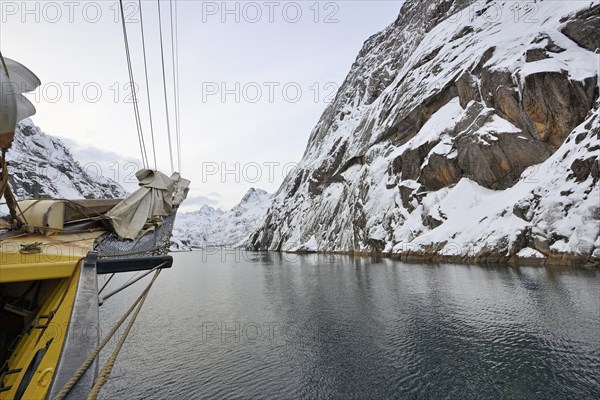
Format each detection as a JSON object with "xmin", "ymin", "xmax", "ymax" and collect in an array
[{"xmin": 98, "ymin": 251, "xmax": 600, "ymax": 399}]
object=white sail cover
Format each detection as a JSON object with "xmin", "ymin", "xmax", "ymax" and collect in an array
[
  {"xmin": 106, "ymin": 169, "xmax": 190, "ymax": 240},
  {"xmin": 0, "ymin": 56, "xmax": 41, "ymax": 141}
]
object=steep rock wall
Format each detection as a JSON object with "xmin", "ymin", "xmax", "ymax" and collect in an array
[{"xmin": 251, "ymin": 1, "xmax": 600, "ymax": 266}]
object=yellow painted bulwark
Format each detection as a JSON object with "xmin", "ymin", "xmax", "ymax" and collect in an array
[
  {"xmin": 0, "ymin": 260, "xmax": 77, "ymax": 283},
  {"xmin": 0, "ymin": 232, "xmax": 104, "ymax": 283},
  {"xmin": 0, "ymin": 231, "xmax": 105, "ymax": 398}
]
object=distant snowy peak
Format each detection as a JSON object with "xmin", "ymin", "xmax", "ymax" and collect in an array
[
  {"xmin": 188, "ymin": 204, "xmax": 224, "ymax": 217},
  {"xmin": 238, "ymin": 188, "xmax": 270, "ymax": 206},
  {"xmin": 231, "ymin": 188, "xmax": 271, "ymax": 216},
  {"xmin": 173, "ymin": 188, "xmax": 273, "ymax": 249},
  {"xmin": 6, "ymin": 119, "xmax": 127, "ymax": 201}
]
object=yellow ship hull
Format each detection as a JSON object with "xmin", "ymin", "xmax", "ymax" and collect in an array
[
  {"xmin": 1, "ymin": 232, "xmax": 103, "ymax": 400},
  {"xmin": 1, "ymin": 229, "xmax": 174, "ymax": 399}
]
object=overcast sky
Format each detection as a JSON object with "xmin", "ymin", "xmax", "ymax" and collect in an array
[{"xmin": 1, "ymin": 0, "xmax": 402, "ymax": 210}]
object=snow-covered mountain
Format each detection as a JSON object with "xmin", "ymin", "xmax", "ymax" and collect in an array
[
  {"xmin": 4, "ymin": 119, "xmax": 127, "ymax": 202},
  {"xmin": 4, "ymin": 120, "xmax": 270, "ymax": 250},
  {"xmin": 173, "ymin": 188, "xmax": 272, "ymax": 249},
  {"xmin": 250, "ymin": 1, "xmax": 600, "ymax": 266}
]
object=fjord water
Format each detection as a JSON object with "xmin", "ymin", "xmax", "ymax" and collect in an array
[{"xmin": 98, "ymin": 251, "xmax": 600, "ymax": 399}]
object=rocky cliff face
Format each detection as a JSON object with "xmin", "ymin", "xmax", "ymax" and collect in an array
[
  {"xmin": 4, "ymin": 119, "xmax": 127, "ymax": 202},
  {"xmin": 174, "ymin": 188, "xmax": 272, "ymax": 249},
  {"xmin": 250, "ymin": 1, "xmax": 600, "ymax": 266}
]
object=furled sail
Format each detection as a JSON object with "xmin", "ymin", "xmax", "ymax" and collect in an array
[
  {"xmin": 0, "ymin": 55, "xmax": 41, "ymax": 148},
  {"xmin": 106, "ymin": 169, "xmax": 190, "ymax": 240}
]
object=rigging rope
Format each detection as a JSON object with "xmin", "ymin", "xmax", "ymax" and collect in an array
[
  {"xmin": 0, "ymin": 152, "xmax": 9, "ymax": 204},
  {"xmin": 0, "ymin": 51, "xmax": 9, "ymax": 77},
  {"xmin": 0, "ymin": 150, "xmax": 24, "ymax": 226},
  {"xmin": 118, "ymin": 0, "xmax": 149, "ymax": 169},
  {"xmin": 138, "ymin": 0, "xmax": 158, "ymax": 170},
  {"xmin": 157, "ymin": 0, "xmax": 176, "ymax": 174},
  {"xmin": 98, "ymin": 273, "xmax": 115, "ymax": 295},
  {"xmin": 86, "ymin": 271, "xmax": 156, "ymax": 400},
  {"xmin": 51, "ymin": 269, "xmax": 161, "ymax": 400},
  {"xmin": 100, "ymin": 262, "xmax": 166, "ymax": 304},
  {"xmin": 170, "ymin": 0, "xmax": 182, "ymax": 174},
  {"xmin": 0, "ymin": 52, "xmax": 14, "ymax": 220},
  {"xmin": 175, "ymin": 1, "xmax": 183, "ymax": 174}
]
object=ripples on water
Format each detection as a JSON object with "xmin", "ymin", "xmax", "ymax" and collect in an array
[{"xmin": 98, "ymin": 251, "xmax": 600, "ymax": 399}]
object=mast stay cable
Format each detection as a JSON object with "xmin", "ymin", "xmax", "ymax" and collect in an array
[
  {"xmin": 138, "ymin": 0, "xmax": 158, "ymax": 170},
  {"xmin": 157, "ymin": 0, "xmax": 176, "ymax": 174},
  {"xmin": 175, "ymin": 0, "xmax": 182, "ymax": 174},
  {"xmin": 170, "ymin": 0, "xmax": 182, "ymax": 174},
  {"xmin": 118, "ymin": 0, "xmax": 149, "ymax": 169}
]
